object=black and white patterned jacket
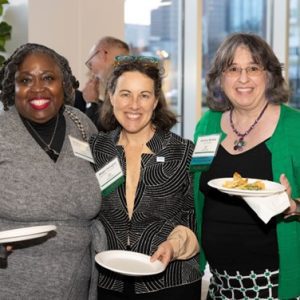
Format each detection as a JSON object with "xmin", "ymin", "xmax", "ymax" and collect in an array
[{"xmin": 90, "ymin": 127, "xmax": 201, "ymax": 294}]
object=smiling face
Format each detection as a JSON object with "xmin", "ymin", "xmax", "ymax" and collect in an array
[
  {"xmin": 221, "ymin": 46, "xmax": 267, "ymax": 110},
  {"xmin": 109, "ymin": 71, "xmax": 158, "ymax": 135},
  {"xmin": 14, "ymin": 53, "xmax": 64, "ymax": 123}
]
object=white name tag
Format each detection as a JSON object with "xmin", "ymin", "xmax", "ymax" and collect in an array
[
  {"xmin": 68, "ymin": 135, "xmax": 95, "ymax": 163},
  {"xmin": 190, "ymin": 134, "xmax": 221, "ymax": 171},
  {"xmin": 95, "ymin": 157, "xmax": 124, "ymax": 195},
  {"xmin": 156, "ymin": 156, "xmax": 165, "ymax": 162}
]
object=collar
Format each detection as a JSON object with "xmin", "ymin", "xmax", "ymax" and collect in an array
[{"xmin": 111, "ymin": 127, "xmax": 170, "ymax": 154}]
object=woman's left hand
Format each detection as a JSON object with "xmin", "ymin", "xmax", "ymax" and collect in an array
[
  {"xmin": 150, "ymin": 240, "xmax": 174, "ymax": 266},
  {"xmin": 280, "ymin": 174, "xmax": 298, "ymax": 218}
]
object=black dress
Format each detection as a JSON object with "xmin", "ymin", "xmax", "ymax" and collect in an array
[{"xmin": 200, "ymin": 142, "xmax": 279, "ymax": 299}]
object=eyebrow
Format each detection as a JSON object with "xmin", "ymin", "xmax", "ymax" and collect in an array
[{"xmin": 119, "ymin": 89, "xmax": 152, "ymax": 92}]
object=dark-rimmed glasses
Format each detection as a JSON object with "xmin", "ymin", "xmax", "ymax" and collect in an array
[
  {"xmin": 85, "ymin": 50, "xmax": 100, "ymax": 68},
  {"xmin": 223, "ymin": 64, "xmax": 265, "ymax": 78},
  {"xmin": 114, "ymin": 55, "xmax": 160, "ymax": 67}
]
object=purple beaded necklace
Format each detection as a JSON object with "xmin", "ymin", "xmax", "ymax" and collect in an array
[{"xmin": 230, "ymin": 102, "xmax": 269, "ymax": 151}]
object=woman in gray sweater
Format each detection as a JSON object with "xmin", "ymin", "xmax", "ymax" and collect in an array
[{"xmin": 0, "ymin": 43, "xmax": 106, "ymax": 299}]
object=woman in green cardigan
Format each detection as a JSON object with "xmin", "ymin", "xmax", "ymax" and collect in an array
[{"xmin": 193, "ymin": 33, "xmax": 300, "ymax": 299}]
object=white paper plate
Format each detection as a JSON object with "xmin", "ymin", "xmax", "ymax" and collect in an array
[
  {"xmin": 95, "ymin": 250, "xmax": 166, "ymax": 276},
  {"xmin": 208, "ymin": 178, "xmax": 286, "ymax": 197},
  {"xmin": 0, "ymin": 225, "xmax": 57, "ymax": 243}
]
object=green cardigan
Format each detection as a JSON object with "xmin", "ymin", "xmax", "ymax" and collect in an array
[{"xmin": 193, "ymin": 104, "xmax": 300, "ymax": 299}]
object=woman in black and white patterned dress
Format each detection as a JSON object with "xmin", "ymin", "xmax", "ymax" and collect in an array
[{"xmin": 90, "ymin": 56, "xmax": 202, "ymax": 300}]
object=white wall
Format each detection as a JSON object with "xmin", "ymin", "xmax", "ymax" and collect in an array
[
  {"xmin": 7, "ymin": 0, "xmax": 125, "ymax": 87},
  {"xmin": 28, "ymin": 0, "xmax": 125, "ymax": 87}
]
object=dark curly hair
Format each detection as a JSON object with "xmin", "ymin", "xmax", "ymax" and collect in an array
[
  {"xmin": 0, "ymin": 43, "xmax": 79, "ymax": 111},
  {"xmin": 206, "ymin": 33, "xmax": 290, "ymax": 111},
  {"xmin": 100, "ymin": 57, "xmax": 177, "ymax": 131}
]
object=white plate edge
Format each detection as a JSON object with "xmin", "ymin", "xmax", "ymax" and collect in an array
[
  {"xmin": 95, "ymin": 250, "xmax": 165, "ymax": 276},
  {"xmin": 0, "ymin": 225, "xmax": 57, "ymax": 239},
  {"xmin": 208, "ymin": 178, "xmax": 285, "ymax": 195}
]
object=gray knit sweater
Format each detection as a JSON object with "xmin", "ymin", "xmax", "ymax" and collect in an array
[{"xmin": 0, "ymin": 106, "xmax": 106, "ymax": 299}]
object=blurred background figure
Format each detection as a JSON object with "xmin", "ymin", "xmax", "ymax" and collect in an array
[
  {"xmin": 0, "ymin": 43, "xmax": 106, "ymax": 299},
  {"xmin": 75, "ymin": 36, "xmax": 130, "ymax": 131}
]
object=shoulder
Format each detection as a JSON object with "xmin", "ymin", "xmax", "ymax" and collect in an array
[
  {"xmin": 279, "ymin": 104, "xmax": 300, "ymax": 131},
  {"xmin": 277, "ymin": 105, "xmax": 300, "ymax": 146},
  {"xmin": 0, "ymin": 106, "xmax": 20, "ymax": 129},
  {"xmin": 281, "ymin": 104, "xmax": 300, "ymax": 120},
  {"xmin": 196, "ymin": 109, "xmax": 222, "ymax": 126},
  {"xmin": 64, "ymin": 105, "xmax": 97, "ymax": 136},
  {"xmin": 162, "ymin": 131, "xmax": 195, "ymax": 159},
  {"xmin": 89, "ymin": 130, "xmax": 119, "ymax": 169},
  {"xmin": 168, "ymin": 131, "xmax": 194, "ymax": 147},
  {"xmin": 89, "ymin": 129, "xmax": 118, "ymax": 153},
  {"xmin": 194, "ymin": 109, "xmax": 222, "ymax": 141},
  {"xmin": 65, "ymin": 105, "xmax": 88, "ymax": 120}
]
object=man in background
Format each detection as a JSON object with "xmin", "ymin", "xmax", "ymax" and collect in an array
[{"xmin": 75, "ymin": 36, "xmax": 130, "ymax": 130}]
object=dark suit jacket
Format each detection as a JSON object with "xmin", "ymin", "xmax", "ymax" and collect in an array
[{"xmin": 74, "ymin": 90, "xmax": 105, "ymax": 131}]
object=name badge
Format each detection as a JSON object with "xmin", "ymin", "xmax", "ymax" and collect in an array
[
  {"xmin": 190, "ymin": 134, "xmax": 221, "ymax": 171},
  {"xmin": 95, "ymin": 157, "xmax": 124, "ymax": 196},
  {"xmin": 69, "ymin": 135, "xmax": 95, "ymax": 163}
]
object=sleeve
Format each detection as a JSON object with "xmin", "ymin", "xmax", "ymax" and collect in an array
[
  {"xmin": 167, "ymin": 225, "xmax": 200, "ymax": 260},
  {"xmin": 167, "ymin": 139, "xmax": 199, "ymax": 259}
]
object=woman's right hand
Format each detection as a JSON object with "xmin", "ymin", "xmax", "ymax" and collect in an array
[
  {"xmin": 6, "ymin": 245, "xmax": 12, "ymax": 252},
  {"xmin": 0, "ymin": 245, "xmax": 12, "ymax": 259},
  {"xmin": 82, "ymin": 77, "xmax": 100, "ymax": 103}
]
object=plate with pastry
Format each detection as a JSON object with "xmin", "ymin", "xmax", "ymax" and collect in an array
[{"xmin": 208, "ymin": 172, "xmax": 286, "ymax": 197}]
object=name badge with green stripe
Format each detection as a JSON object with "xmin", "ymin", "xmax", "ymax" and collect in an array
[
  {"xmin": 95, "ymin": 157, "xmax": 124, "ymax": 196},
  {"xmin": 190, "ymin": 134, "xmax": 221, "ymax": 172}
]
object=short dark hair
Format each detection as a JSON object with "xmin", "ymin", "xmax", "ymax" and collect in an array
[
  {"xmin": 206, "ymin": 33, "xmax": 290, "ymax": 111},
  {"xmin": 100, "ymin": 57, "xmax": 177, "ymax": 131},
  {"xmin": 0, "ymin": 43, "xmax": 79, "ymax": 111}
]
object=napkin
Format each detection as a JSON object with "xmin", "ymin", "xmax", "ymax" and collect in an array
[{"xmin": 243, "ymin": 192, "xmax": 290, "ymax": 224}]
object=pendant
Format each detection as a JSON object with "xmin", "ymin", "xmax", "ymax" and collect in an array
[
  {"xmin": 233, "ymin": 138, "xmax": 245, "ymax": 151},
  {"xmin": 44, "ymin": 147, "xmax": 59, "ymax": 161}
]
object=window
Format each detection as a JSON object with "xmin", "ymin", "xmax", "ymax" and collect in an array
[
  {"xmin": 289, "ymin": 0, "xmax": 300, "ymax": 108},
  {"xmin": 124, "ymin": 0, "xmax": 183, "ymax": 135},
  {"xmin": 202, "ymin": 0, "xmax": 267, "ymax": 108}
]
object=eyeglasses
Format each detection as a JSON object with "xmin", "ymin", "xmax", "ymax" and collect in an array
[
  {"xmin": 114, "ymin": 55, "xmax": 160, "ymax": 67},
  {"xmin": 224, "ymin": 65, "xmax": 265, "ymax": 78},
  {"xmin": 85, "ymin": 49, "xmax": 108, "ymax": 69},
  {"xmin": 85, "ymin": 50, "xmax": 100, "ymax": 68}
]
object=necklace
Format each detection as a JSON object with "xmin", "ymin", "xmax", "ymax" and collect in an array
[
  {"xmin": 25, "ymin": 115, "xmax": 60, "ymax": 159},
  {"xmin": 230, "ymin": 102, "xmax": 269, "ymax": 151}
]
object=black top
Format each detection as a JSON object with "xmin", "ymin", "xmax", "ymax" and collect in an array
[
  {"xmin": 200, "ymin": 142, "xmax": 279, "ymax": 271},
  {"xmin": 74, "ymin": 90, "xmax": 105, "ymax": 131},
  {"xmin": 74, "ymin": 90, "xmax": 87, "ymax": 112},
  {"xmin": 21, "ymin": 108, "xmax": 65, "ymax": 162}
]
